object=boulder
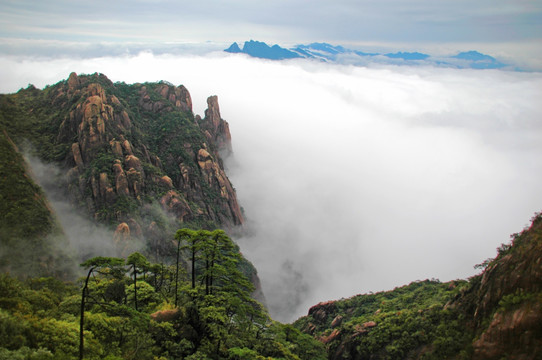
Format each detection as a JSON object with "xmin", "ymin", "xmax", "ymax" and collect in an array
[{"xmin": 113, "ymin": 161, "xmax": 130, "ymax": 196}]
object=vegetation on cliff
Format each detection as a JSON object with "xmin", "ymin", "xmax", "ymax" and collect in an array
[
  {"xmin": 0, "ymin": 129, "xmax": 73, "ymax": 278},
  {"xmin": 0, "ymin": 230, "xmax": 325, "ymax": 359},
  {"xmin": 0, "ymin": 72, "xmax": 247, "ymax": 277},
  {"xmin": 294, "ymin": 213, "xmax": 542, "ymax": 360}
]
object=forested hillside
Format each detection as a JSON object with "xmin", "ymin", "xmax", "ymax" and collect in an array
[
  {"xmin": 295, "ymin": 213, "xmax": 542, "ymax": 359},
  {"xmin": 0, "ymin": 72, "xmax": 248, "ymax": 277},
  {"xmin": 0, "ymin": 229, "xmax": 325, "ymax": 359}
]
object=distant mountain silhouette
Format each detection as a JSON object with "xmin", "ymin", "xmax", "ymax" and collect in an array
[
  {"xmin": 225, "ymin": 40, "xmax": 301, "ymax": 60},
  {"xmin": 452, "ymin": 50, "xmax": 505, "ymax": 69},
  {"xmin": 225, "ymin": 41, "xmax": 511, "ymax": 70},
  {"xmin": 384, "ymin": 51, "xmax": 429, "ymax": 60}
]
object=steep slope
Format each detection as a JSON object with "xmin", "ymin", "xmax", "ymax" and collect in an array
[
  {"xmin": 0, "ymin": 72, "xmax": 247, "ymax": 271},
  {"xmin": 469, "ymin": 214, "xmax": 542, "ymax": 359},
  {"xmin": 294, "ymin": 213, "xmax": 542, "ymax": 359},
  {"xmin": 0, "ymin": 128, "xmax": 72, "ymax": 277}
]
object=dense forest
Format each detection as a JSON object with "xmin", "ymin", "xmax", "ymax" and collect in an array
[
  {"xmin": 0, "ymin": 229, "xmax": 325, "ymax": 359},
  {"xmin": 1, "ymin": 73, "xmax": 541, "ymax": 359}
]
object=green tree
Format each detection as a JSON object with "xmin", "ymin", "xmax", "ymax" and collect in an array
[
  {"xmin": 174, "ymin": 228, "xmax": 196, "ymax": 306},
  {"xmin": 183, "ymin": 230, "xmax": 211, "ymax": 290},
  {"xmin": 126, "ymin": 252, "xmax": 150, "ymax": 311},
  {"xmin": 79, "ymin": 256, "xmax": 125, "ymax": 360}
]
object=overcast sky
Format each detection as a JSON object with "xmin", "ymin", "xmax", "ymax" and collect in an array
[{"xmin": 1, "ymin": 0, "xmax": 541, "ymax": 58}]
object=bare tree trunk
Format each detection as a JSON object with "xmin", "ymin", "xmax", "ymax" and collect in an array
[{"xmin": 80, "ymin": 266, "xmax": 95, "ymax": 360}]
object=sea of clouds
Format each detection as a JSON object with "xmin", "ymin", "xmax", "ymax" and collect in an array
[{"xmin": 2, "ymin": 52, "xmax": 541, "ymax": 321}]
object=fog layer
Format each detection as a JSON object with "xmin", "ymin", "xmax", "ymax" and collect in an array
[{"xmin": 2, "ymin": 53, "xmax": 541, "ymax": 321}]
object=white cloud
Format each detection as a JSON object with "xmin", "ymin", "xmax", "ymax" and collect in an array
[{"xmin": 1, "ymin": 53, "xmax": 541, "ymax": 322}]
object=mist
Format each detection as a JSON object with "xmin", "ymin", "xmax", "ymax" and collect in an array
[
  {"xmin": 2, "ymin": 53, "xmax": 542, "ymax": 321},
  {"xmin": 22, "ymin": 152, "xmax": 127, "ymax": 269}
]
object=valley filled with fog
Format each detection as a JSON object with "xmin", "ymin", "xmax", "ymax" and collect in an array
[{"xmin": 2, "ymin": 52, "xmax": 541, "ymax": 321}]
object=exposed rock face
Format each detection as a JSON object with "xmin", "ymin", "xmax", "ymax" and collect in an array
[
  {"xmin": 470, "ymin": 215, "xmax": 542, "ymax": 360},
  {"xmin": 303, "ymin": 300, "xmax": 338, "ymax": 334},
  {"xmin": 58, "ymin": 76, "xmax": 133, "ymax": 163},
  {"xmin": 198, "ymin": 95, "xmax": 233, "ymax": 154},
  {"xmin": 49, "ymin": 73, "xmax": 245, "ymax": 235},
  {"xmin": 160, "ymin": 190, "xmax": 192, "ymax": 223},
  {"xmin": 158, "ymin": 175, "xmax": 173, "ymax": 189},
  {"xmin": 2, "ymin": 71, "xmax": 259, "ymax": 303},
  {"xmin": 331, "ymin": 315, "xmax": 343, "ymax": 328},
  {"xmin": 194, "ymin": 147, "xmax": 243, "ymax": 224},
  {"xmin": 113, "ymin": 161, "xmax": 130, "ymax": 196},
  {"xmin": 138, "ymin": 83, "xmax": 192, "ymax": 113},
  {"xmin": 474, "ymin": 221, "xmax": 542, "ymax": 320},
  {"xmin": 71, "ymin": 143, "xmax": 84, "ymax": 169},
  {"xmin": 113, "ymin": 222, "xmax": 130, "ymax": 245},
  {"xmin": 473, "ymin": 301, "xmax": 542, "ymax": 359}
]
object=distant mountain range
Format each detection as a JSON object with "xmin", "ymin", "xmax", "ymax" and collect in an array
[{"xmin": 225, "ymin": 40, "xmax": 508, "ymax": 70}]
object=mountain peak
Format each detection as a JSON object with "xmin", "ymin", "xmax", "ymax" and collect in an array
[
  {"xmin": 224, "ymin": 42, "xmax": 242, "ymax": 53},
  {"xmin": 224, "ymin": 40, "xmax": 512, "ymax": 70},
  {"xmin": 224, "ymin": 40, "xmax": 302, "ymax": 60},
  {"xmin": 452, "ymin": 50, "xmax": 504, "ymax": 69}
]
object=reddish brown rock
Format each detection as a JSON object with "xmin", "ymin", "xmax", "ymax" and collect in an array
[
  {"xmin": 473, "ymin": 301, "xmax": 542, "ymax": 360},
  {"xmin": 160, "ymin": 190, "xmax": 192, "ymax": 222},
  {"xmin": 113, "ymin": 161, "xmax": 129, "ymax": 196},
  {"xmin": 120, "ymin": 110, "xmax": 131, "ymax": 129},
  {"xmin": 99, "ymin": 172, "xmax": 111, "ymax": 195},
  {"xmin": 197, "ymin": 148, "xmax": 213, "ymax": 171},
  {"xmin": 110, "ymin": 95, "xmax": 121, "ymax": 105},
  {"xmin": 309, "ymin": 301, "xmax": 337, "ymax": 324},
  {"xmin": 151, "ymin": 155, "xmax": 162, "ymax": 169},
  {"xmin": 320, "ymin": 329, "xmax": 341, "ymax": 344},
  {"xmin": 76, "ymin": 87, "xmax": 109, "ymax": 154},
  {"xmin": 158, "ymin": 175, "xmax": 173, "ymax": 189},
  {"xmin": 113, "ymin": 222, "xmax": 130, "ymax": 243},
  {"xmin": 104, "ymin": 188, "xmax": 115, "ymax": 204},
  {"xmin": 174, "ymin": 85, "xmax": 192, "ymax": 112},
  {"xmin": 67, "ymin": 72, "xmax": 80, "ymax": 94},
  {"xmin": 194, "ymin": 147, "xmax": 244, "ymax": 225},
  {"xmin": 125, "ymin": 167, "xmax": 142, "ymax": 197},
  {"xmin": 362, "ymin": 321, "xmax": 377, "ymax": 329},
  {"xmin": 72, "ymin": 142, "xmax": 84, "ymax": 168},
  {"xmin": 157, "ymin": 83, "xmax": 169, "ymax": 98},
  {"xmin": 125, "ymin": 154, "xmax": 141, "ymax": 171},
  {"xmin": 331, "ymin": 315, "xmax": 343, "ymax": 328},
  {"xmin": 151, "ymin": 309, "xmax": 180, "ymax": 323},
  {"xmin": 127, "ymin": 218, "xmax": 143, "ymax": 238},
  {"xmin": 110, "ymin": 140, "xmax": 123, "ymax": 158},
  {"xmin": 90, "ymin": 175, "xmax": 99, "ymax": 199},
  {"xmin": 122, "ymin": 139, "xmax": 133, "ymax": 156},
  {"xmin": 198, "ymin": 95, "xmax": 232, "ymax": 154}
]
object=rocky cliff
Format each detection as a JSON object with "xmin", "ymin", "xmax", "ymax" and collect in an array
[
  {"xmin": 294, "ymin": 213, "xmax": 542, "ymax": 359},
  {"xmin": 0, "ymin": 72, "xmax": 247, "ymax": 269},
  {"xmin": 469, "ymin": 215, "xmax": 542, "ymax": 359}
]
